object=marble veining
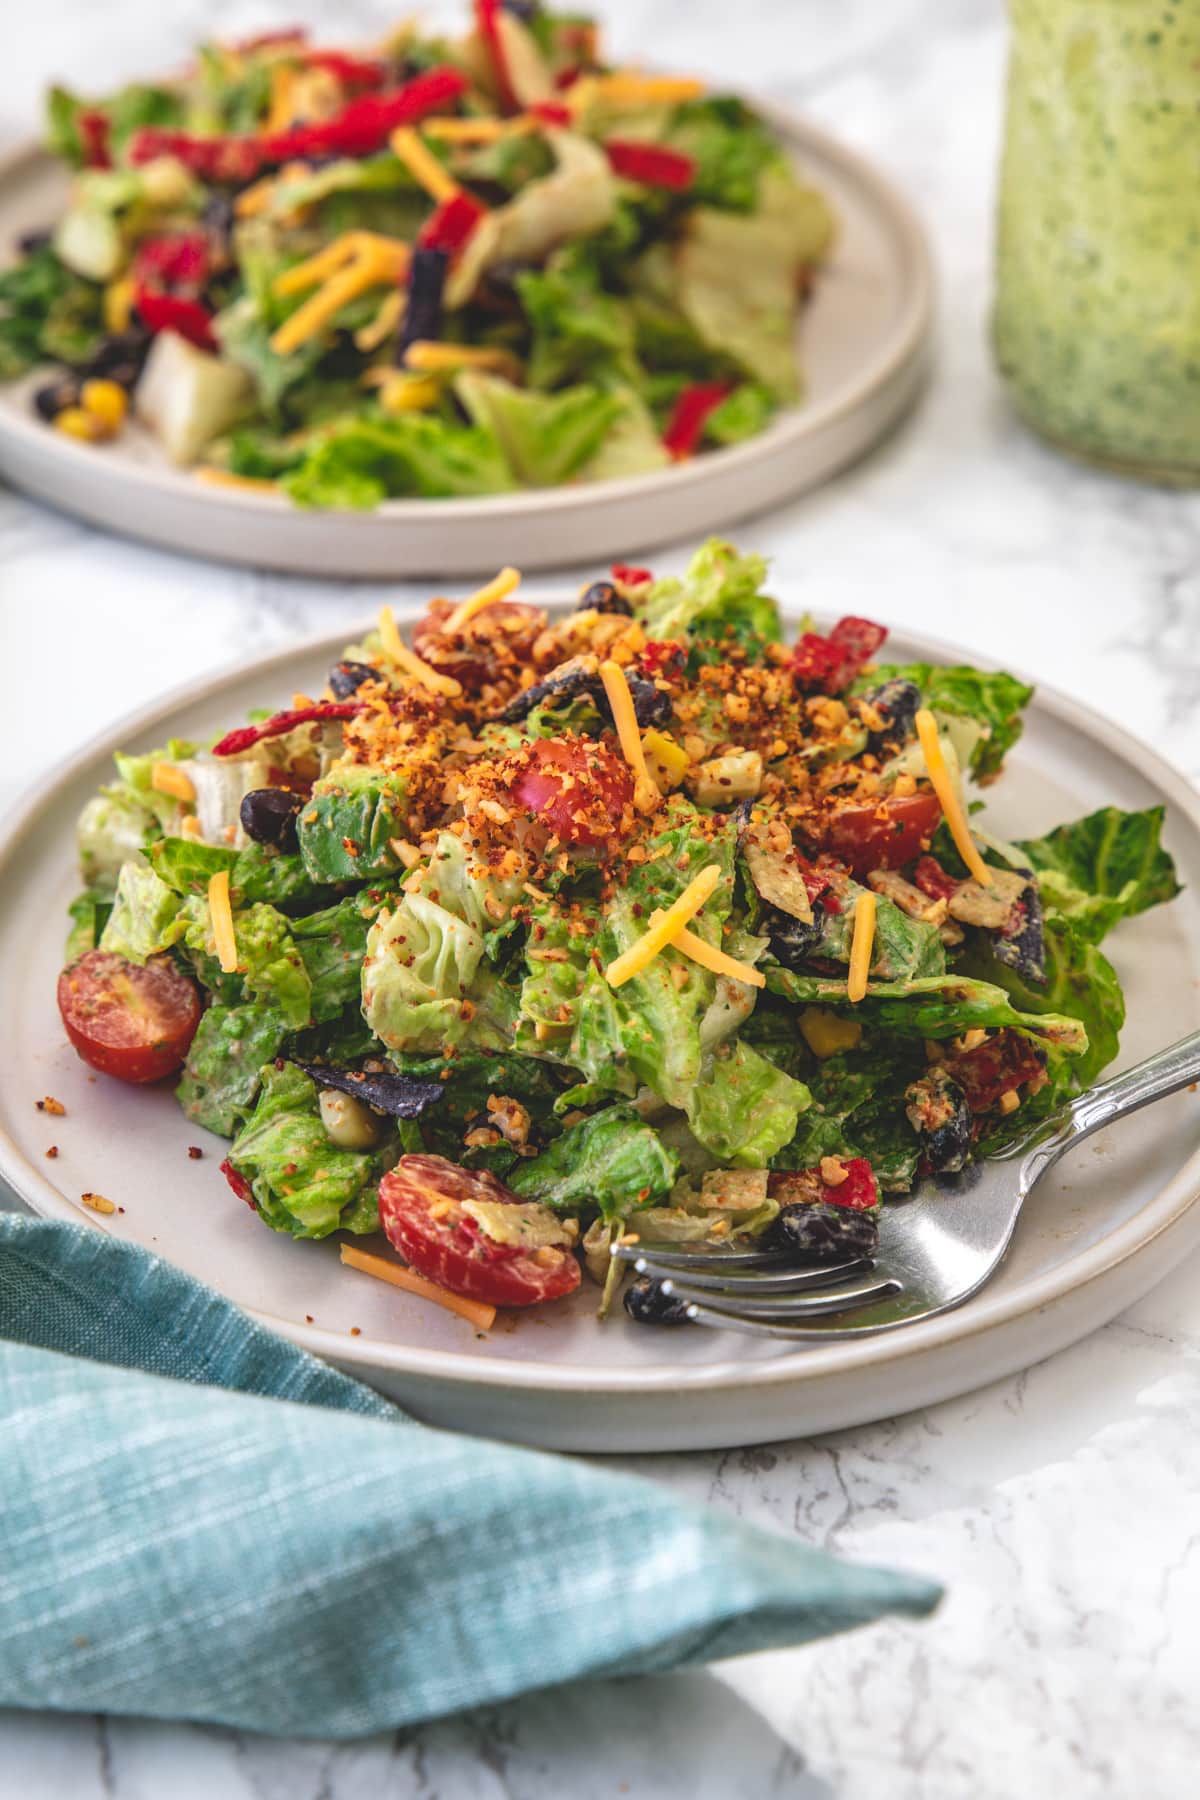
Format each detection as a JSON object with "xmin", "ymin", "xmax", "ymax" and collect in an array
[{"xmin": 2, "ymin": 1, "xmax": 1200, "ymax": 1795}]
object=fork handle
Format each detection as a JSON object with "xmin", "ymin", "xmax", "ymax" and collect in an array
[{"xmin": 1059, "ymin": 1027, "xmax": 1200, "ymax": 1148}]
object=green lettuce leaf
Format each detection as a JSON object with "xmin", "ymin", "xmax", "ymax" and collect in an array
[
  {"xmin": 854, "ymin": 664, "xmax": 1034, "ymax": 781},
  {"xmin": 46, "ymin": 80, "xmax": 184, "ymax": 164},
  {"xmin": 282, "ymin": 411, "xmax": 515, "ymax": 508},
  {"xmin": 636, "ymin": 537, "xmax": 781, "ymax": 651},
  {"xmin": 455, "ymin": 372, "xmax": 625, "ymax": 487},
  {"xmin": 64, "ymin": 889, "xmax": 114, "ymax": 962},
  {"xmin": 297, "ymin": 765, "xmax": 410, "ymax": 883},
  {"xmin": 665, "ymin": 97, "xmax": 787, "ymax": 213},
  {"xmin": 688, "ymin": 1039, "xmax": 811, "ymax": 1166},
  {"xmin": 226, "ymin": 1064, "xmax": 394, "ymax": 1238},
  {"xmin": 0, "ymin": 244, "xmax": 103, "ymax": 378},
  {"xmin": 99, "ymin": 863, "xmax": 186, "ymax": 963},
  {"xmin": 515, "ymin": 259, "xmax": 639, "ymax": 391},
  {"xmin": 509, "ymin": 1103, "xmax": 679, "ymax": 1222},
  {"xmin": 176, "ymin": 1002, "xmax": 288, "ymax": 1138},
  {"xmin": 292, "ymin": 892, "xmax": 384, "ymax": 1024},
  {"xmin": 1017, "ymin": 805, "xmax": 1181, "ymax": 943},
  {"xmin": 179, "ymin": 897, "xmax": 311, "ymax": 1030},
  {"xmin": 764, "ymin": 1039, "xmax": 926, "ymax": 1192},
  {"xmin": 764, "ymin": 963, "xmax": 1089, "ymax": 1054}
]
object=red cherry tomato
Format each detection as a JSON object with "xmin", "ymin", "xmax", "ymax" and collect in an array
[
  {"xmin": 57, "ymin": 950, "xmax": 202, "ymax": 1084},
  {"xmin": 819, "ymin": 788, "xmax": 943, "ymax": 877},
  {"xmin": 507, "ymin": 736, "xmax": 633, "ymax": 847},
  {"xmin": 379, "ymin": 1156, "xmax": 581, "ymax": 1308}
]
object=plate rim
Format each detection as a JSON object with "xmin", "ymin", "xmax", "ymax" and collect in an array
[
  {"xmin": 2, "ymin": 606, "xmax": 1198, "ymax": 1398},
  {"xmin": 0, "ymin": 102, "xmax": 934, "ymax": 524}
]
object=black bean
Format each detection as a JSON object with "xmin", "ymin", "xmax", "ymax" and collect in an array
[
  {"xmin": 766, "ymin": 1203, "xmax": 879, "ymax": 1263},
  {"xmin": 289, "ymin": 1059, "xmax": 446, "ymax": 1120},
  {"xmin": 861, "ymin": 678, "xmax": 921, "ymax": 752},
  {"xmin": 623, "ymin": 1275, "xmax": 691, "ymax": 1326},
  {"xmin": 328, "ymin": 659, "xmax": 378, "ymax": 698},
  {"xmin": 497, "ymin": 660, "xmax": 670, "ymax": 729},
  {"xmin": 762, "ymin": 900, "xmax": 826, "ymax": 967},
  {"xmin": 905, "ymin": 1067, "xmax": 973, "ymax": 1174},
  {"xmin": 16, "ymin": 227, "xmax": 53, "ymax": 255},
  {"xmin": 33, "ymin": 377, "xmax": 78, "ymax": 421},
  {"xmin": 239, "ymin": 788, "xmax": 304, "ymax": 848},
  {"xmin": 396, "ymin": 246, "xmax": 449, "ymax": 360},
  {"xmin": 81, "ymin": 328, "xmax": 152, "ymax": 386},
  {"xmin": 501, "ymin": 0, "xmax": 541, "ymax": 20},
  {"xmin": 580, "ymin": 580, "xmax": 632, "ymax": 616},
  {"xmin": 992, "ymin": 878, "xmax": 1046, "ymax": 986}
]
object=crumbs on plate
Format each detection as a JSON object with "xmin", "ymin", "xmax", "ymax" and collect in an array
[
  {"xmin": 80, "ymin": 1192, "xmax": 121, "ymax": 1215},
  {"xmin": 36, "ymin": 1096, "xmax": 66, "ymax": 1116}
]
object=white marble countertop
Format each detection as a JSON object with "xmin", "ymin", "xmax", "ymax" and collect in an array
[{"xmin": 3, "ymin": 1, "xmax": 1200, "ymax": 1795}]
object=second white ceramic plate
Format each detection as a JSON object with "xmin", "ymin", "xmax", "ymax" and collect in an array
[
  {"xmin": 0, "ymin": 106, "xmax": 932, "ymax": 575},
  {"xmin": 1, "ymin": 611, "xmax": 1198, "ymax": 1452}
]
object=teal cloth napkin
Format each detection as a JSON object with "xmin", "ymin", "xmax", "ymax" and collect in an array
[{"xmin": 0, "ymin": 1213, "xmax": 939, "ymax": 1738}]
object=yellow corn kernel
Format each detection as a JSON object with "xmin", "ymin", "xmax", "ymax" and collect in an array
[
  {"xmin": 377, "ymin": 373, "xmax": 442, "ymax": 415},
  {"xmin": 53, "ymin": 407, "xmax": 102, "ymax": 443},
  {"xmin": 103, "ymin": 277, "xmax": 135, "ymax": 334},
  {"xmin": 642, "ymin": 728, "xmax": 689, "ymax": 790},
  {"xmin": 81, "ymin": 379, "xmax": 128, "ymax": 433},
  {"xmin": 798, "ymin": 1006, "xmax": 863, "ymax": 1060}
]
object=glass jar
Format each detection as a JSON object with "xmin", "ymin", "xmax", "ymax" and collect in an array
[{"xmin": 993, "ymin": 3, "xmax": 1200, "ymax": 482}]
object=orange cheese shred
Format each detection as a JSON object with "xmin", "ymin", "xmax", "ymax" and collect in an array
[
  {"xmin": 339, "ymin": 1244, "xmax": 497, "ymax": 1330},
  {"xmin": 847, "ymin": 891, "xmax": 876, "ymax": 1004},
  {"xmin": 598, "ymin": 659, "xmax": 659, "ymax": 811},
  {"xmin": 151, "ymin": 762, "xmax": 196, "ymax": 804},
  {"xmin": 605, "ymin": 864, "xmax": 721, "ymax": 988},
  {"xmin": 378, "ymin": 605, "xmax": 463, "ymax": 698},
  {"xmin": 445, "ymin": 566, "xmax": 522, "ymax": 634},
  {"xmin": 914, "ymin": 709, "xmax": 992, "ymax": 886},
  {"xmin": 659, "ymin": 920, "xmax": 766, "ymax": 988},
  {"xmin": 390, "ymin": 126, "xmax": 461, "ymax": 203},
  {"xmin": 208, "ymin": 869, "xmax": 239, "ymax": 975}
]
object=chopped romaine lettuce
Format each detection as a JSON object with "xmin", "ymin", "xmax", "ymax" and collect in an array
[
  {"xmin": 226, "ymin": 1063, "xmax": 395, "ymax": 1238},
  {"xmin": 510, "ymin": 1104, "xmax": 680, "ymax": 1221},
  {"xmin": 855, "ymin": 664, "xmax": 1034, "ymax": 782},
  {"xmin": 176, "ymin": 1002, "xmax": 288, "ymax": 1138},
  {"xmin": 99, "ymin": 863, "xmax": 186, "ymax": 963},
  {"xmin": 283, "ymin": 412, "xmax": 516, "ymax": 508},
  {"xmin": 455, "ymin": 372, "xmax": 626, "ymax": 487}
]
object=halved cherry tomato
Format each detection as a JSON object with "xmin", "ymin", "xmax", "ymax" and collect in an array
[
  {"xmin": 379, "ymin": 1155, "xmax": 581, "ymax": 1307},
  {"xmin": 819, "ymin": 788, "xmax": 943, "ymax": 877},
  {"xmin": 506, "ymin": 736, "xmax": 633, "ymax": 847},
  {"xmin": 57, "ymin": 950, "xmax": 201, "ymax": 1084}
]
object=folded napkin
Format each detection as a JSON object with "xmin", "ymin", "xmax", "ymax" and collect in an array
[{"xmin": 0, "ymin": 1212, "xmax": 939, "ymax": 1738}]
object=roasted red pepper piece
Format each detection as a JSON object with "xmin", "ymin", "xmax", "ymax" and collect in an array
[
  {"xmin": 211, "ymin": 701, "xmax": 363, "ymax": 758},
  {"xmin": 791, "ymin": 615, "xmax": 889, "ymax": 692},
  {"xmin": 234, "ymin": 27, "xmax": 309, "ymax": 52},
  {"xmin": 913, "ymin": 856, "xmax": 960, "ymax": 902},
  {"xmin": 611, "ymin": 562, "xmax": 653, "ymax": 589},
  {"xmin": 416, "ymin": 189, "xmax": 487, "ymax": 254},
  {"xmin": 78, "ymin": 110, "xmax": 112, "ymax": 169},
  {"xmin": 476, "ymin": 0, "xmax": 521, "ymax": 114},
  {"xmin": 134, "ymin": 231, "xmax": 210, "ymax": 292},
  {"xmin": 820, "ymin": 1157, "xmax": 879, "ymax": 1210},
  {"xmin": 945, "ymin": 1031, "xmax": 1047, "ymax": 1113},
  {"xmin": 220, "ymin": 1158, "xmax": 255, "ymax": 1206},
  {"xmin": 605, "ymin": 139, "xmax": 697, "ymax": 191},
  {"xmin": 662, "ymin": 380, "xmax": 734, "ymax": 460},
  {"xmin": 128, "ymin": 127, "xmax": 266, "ymax": 184}
]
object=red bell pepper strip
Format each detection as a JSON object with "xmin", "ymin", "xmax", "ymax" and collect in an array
[
  {"xmin": 301, "ymin": 51, "xmax": 390, "ymax": 90},
  {"xmin": 133, "ymin": 231, "xmax": 210, "ymax": 293},
  {"xmin": 78, "ymin": 110, "xmax": 112, "ymax": 169},
  {"xmin": 416, "ymin": 190, "xmax": 487, "ymax": 255},
  {"xmin": 128, "ymin": 66, "xmax": 469, "ymax": 184},
  {"xmin": 212, "ymin": 701, "xmax": 363, "ymax": 759},
  {"xmin": 234, "ymin": 27, "xmax": 309, "ymax": 52},
  {"xmin": 476, "ymin": 0, "xmax": 521, "ymax": 115},
  {"xmin": 133, "ymin": 289, "xmax": 218, "ymax": 351},
  {"xmin": 821, "ymin": 1157, "xmax": 879, "ymax": 1211},
  {"xmin": 611, "ymin": 562, "xmax": 653, "ymax": 589},
  {"xmin": 529, "ymin": 101, "xmax": 572, "ymax": 127},
  {"xmin": 605, "ymin": 139, "xmax": 697, "ymax": 192},
  {"xmin": 661, "ymin": 380, "xmax": 734, "ymax": 460}
]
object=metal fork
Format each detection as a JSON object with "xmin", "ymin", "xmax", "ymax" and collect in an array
[{"xmin": 612, "ymin": 1029, "xmax": 1200, "ymax": 1341}]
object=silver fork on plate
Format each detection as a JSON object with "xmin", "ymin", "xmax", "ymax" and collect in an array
[{"xmin": 612, "ymin": 1029, "xmax": 1200, "ymax": 1341}]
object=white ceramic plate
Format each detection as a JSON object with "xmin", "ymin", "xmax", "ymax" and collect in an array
[
  {"xmin": 0, "ymin": 108, "xmax": 932, "ymax": 576},
  {"xmin": 2, "ymin": 611, "xmax": 1199, "ymax": 1453}
]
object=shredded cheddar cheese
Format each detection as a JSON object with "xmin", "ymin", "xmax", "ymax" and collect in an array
[
  {"xmin": 376, "ymin": 372, "xmax": 442, "ymax": 414},
  {"xmin": 423, "ymin": 115, "xmax": 538, "ymax": 143},
  {"xmin": 657, "ymin": 918, "xmax": 766, "ymax": 988},
  {"xmin": 390, "ymin": 126, "xmax": 461, "ymax": 203},
  {"xmin": 271, "ymin": 233, "xmax": 409, "ymax": 356},
  {"xmin": 599, "ymin": 658, "xmax": 656, "ymax": 784},
  {"xmin": 378, "ymin": 604, "xmax": 463, "ymax": 698},
  {"xmin": 208, "ymin": 869, "xmax": 239, "ymax": 975},
  {"xmin": 605, "ymin": 864, "xmax": 721, "ymax": 988},
  {"xmin": 914, "ymin": 709, "xmax": 992, "ymax": 886},
  {"xmin": 403, "ymin": 339, "xmax": 523, "ymax": 382},
  {"xmin": 340, "ymin": 1244, "xmax": 496, "ymax": 1330},
  {"xmin": 150, "ymin": 762, "xmax": 196, "ymax": 805},
  {"xmin": 572, "ymin": 72, "xmax": 706, "ymax": 111},
  {"xmin": 354, "ymin": 289, "xmax": 404, "ymax": 353},
  {"xmin": 847, "ymin": 890, "xmax": 876, "ymax": 1004},
  {"xmin": 445, "ymin": 566, "xmax": 522, "ymax": 634}
]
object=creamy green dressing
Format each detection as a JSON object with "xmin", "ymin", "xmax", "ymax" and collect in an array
[{"xmin": 993, "ymin": 2, "xmax": 1200, "ymax": 480}]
